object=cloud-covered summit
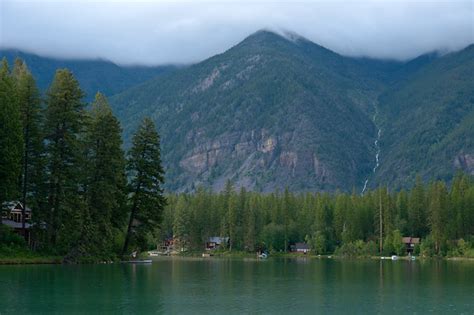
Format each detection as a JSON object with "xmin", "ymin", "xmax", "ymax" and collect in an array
[{"xmin": 1, "ymin": 0, "xmax": 473, "ymax": 65}]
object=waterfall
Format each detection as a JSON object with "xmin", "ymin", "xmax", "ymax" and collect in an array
[{"xmin": 361, "ymin": 106, "xmax": 381, "ymax": 195}]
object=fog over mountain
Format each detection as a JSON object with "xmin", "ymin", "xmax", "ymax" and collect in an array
[{"xmin": 1, "ymin": 0, "xmax": 473, "ymax": 65}]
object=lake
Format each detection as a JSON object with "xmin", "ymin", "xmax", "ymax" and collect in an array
[{"xmin": 1, "ymin": 257, "xmax": 473, "ymax": 314}]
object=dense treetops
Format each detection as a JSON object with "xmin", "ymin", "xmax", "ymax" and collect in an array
[
  {"xmin": 0, "ymin": 59, "xmax": 23, "ymax": 210},
  {"xmin": 0, "ymin": 59, "xmax": 166, "ymax": 262},
  {"xmin": 163, "ymin": 174, "xmax": 474, "ymax": 257}
]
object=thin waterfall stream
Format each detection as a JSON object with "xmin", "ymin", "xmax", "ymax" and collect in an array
[{"xmin": 361, "ymin": 105, "xmax": 381, "ymax": 195}]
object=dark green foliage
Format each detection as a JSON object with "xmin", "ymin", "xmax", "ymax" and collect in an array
[
  {"xmin": 43, "ymin": 69, "xmax": 86, "ymax": 252},
  {"xmin": 72, "ymin": 93, "xmax": 128, "ymax": 261},
  {"xmin": 163, "ymin": 173, "xmax": 474, "ymax": 257},
  {"xmin": 12, "ymin": 59, "xmax": 45, "ymax": 236},
  {"xmin": 0, "ymin": 59, "xmax": 23, "ymax": 210},
  {"xmin": 122, "ymin": 117, "xmax": 166, "ymax": 255},
  {"xmin": 1, "ymin": 61, "xmax": 166, "ymax": 262}
]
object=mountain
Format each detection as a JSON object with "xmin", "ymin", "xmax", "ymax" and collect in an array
[
  {"xmin": 0, "ymin": 49, "xmax": 177, "ymax": 100},
  {"xmin": 111, "ymin": 30, "xmax": 406, "ymax": 192},
  {"xmin": 5, "ymin": 30, "xmax": 470, "ymax": 192},
  {"xmin": 374, "ymin": 44, "xmax": 474, "ymax": 188}
]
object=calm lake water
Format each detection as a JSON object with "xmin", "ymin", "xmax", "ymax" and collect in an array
[{"xmin": 1, "ymin": 257, "xmax": 473, "ymax": 314}]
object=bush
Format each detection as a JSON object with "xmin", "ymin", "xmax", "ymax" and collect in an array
[
  {"xmin": 306, "ymin": 231, "xmax": 326, "ymax": 255},
  {"xmin": 334, "ymin": 240, "xmax": 375, "ymax": 257},
  {"xmin": 0, "ymin": 225, "xmax": 26, "ymax": 248},
  {"xmin": 447, "ymin": 239, "xmax": 474, "ymax": 258},
  {"xmin": 420, "ymin": 235, "xmax": 436, "ymax": 257}
]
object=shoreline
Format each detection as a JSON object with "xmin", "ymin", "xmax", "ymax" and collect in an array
[
  {"xmin": 0, "ymin": 256, "xmax": 62, "ymax": 265},
  {"xmin": 2, "ymin": 252, "xmax": 474, "ymax": 265}
]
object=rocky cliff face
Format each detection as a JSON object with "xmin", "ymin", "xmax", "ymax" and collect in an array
[
  {"xmin": 455, "ymin": 153, "xmax": 474, "ymax": 175},
  {"xmin": 177, "ymin": 128, "xmax": 332, "ymax": 192}
]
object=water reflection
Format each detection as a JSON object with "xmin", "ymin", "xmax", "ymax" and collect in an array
[{"xmin": 0, "ymin": 258, "xmax": 473, "ymax": 314}]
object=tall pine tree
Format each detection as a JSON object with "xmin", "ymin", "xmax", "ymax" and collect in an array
[
  {"xmin": 122, "ymin": 117, "xmax": 166, "ymax": 256},
  {"xmin": 44, "ymin": 69, "xmax": 85, "ymax": 251},
  {"xmin": 70, "ymin": 92, "xmax": 127, "ymax": 261},
  {"xmin": 0, "ymin": 59, "xmax": 22, "ymax": 222},
  {"xmin": 12, "ymin": 58, "xmax": 45, "ymax": 237}
]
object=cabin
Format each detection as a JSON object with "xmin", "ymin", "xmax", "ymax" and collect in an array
[
  {"xmin": 205, "ymin": 236, "xmax": 229, "ymax": 251},
  {"xmin": 160, "ymin": 237, "xmax": 175, "ymax": 253},
  {"xmin": 290, "ymin": 242, "xmax": 311, "ymax": 254},
  {"xmin": 2, "ymin": 201, "xmax": 32, "ymax": 223},
  {"xmin": 1, "ymin": 201, "xmax": 33, "ymax": 243},
  {"xmin": 402, "ymin": 237, "xmax": 420, "ymax": 254}
]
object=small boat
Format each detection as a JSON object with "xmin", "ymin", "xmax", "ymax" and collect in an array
[
  {"xmin": 391, "ymin": 255, "xmax": 399, "ymax": 261},
  {"xmin": 410, "ymin": 256, "xmax": 416, "ymax": 261},
  {"xmin": 258, "ymin": 253, "xmax": 268, "ymax": 259},
  {"xmin": 148, "ymin": 251, "xmax": 159, "ymax": 257},
  {"xmin": 127, "ymin": 259, "xmax": 152, "ymax": 264}
]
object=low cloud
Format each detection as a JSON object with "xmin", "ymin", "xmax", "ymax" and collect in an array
[{"xmin": 1, "ymin": 0, "xmax": 473, "ymax": 65}]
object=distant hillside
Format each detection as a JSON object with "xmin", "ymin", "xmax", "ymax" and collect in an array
[
  {"xmin": 374, "ymin": 44, "xmax": 474, "ymax": 188},
  {"xmin": 0, "ymin": 49, "xmax": 177, "ymax": 100},
  {"xmin": 111, "ymin": 31, "xmax": 406, "ymax": 192}
]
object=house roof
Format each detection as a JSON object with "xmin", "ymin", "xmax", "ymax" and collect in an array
[
  {"xmin": 2, "ymin": 201, "xmax": 32, "ymax": 212},
  {"xmin": 402, "ymin": 237, "xmax": 420, "ymax": 244},
  {"xmin": 208, "ymin": 237, "xmax": 229, "ymax": 244},
  {"xmin": 294, "ymin": 242, "xmax": 310, "ymax": 250}
]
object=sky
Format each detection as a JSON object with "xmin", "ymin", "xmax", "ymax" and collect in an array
[{"xmin": 1, "ymin": 0, "xmax": 473, "ymax": 65}]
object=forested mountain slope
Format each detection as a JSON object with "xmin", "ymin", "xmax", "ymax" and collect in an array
[
  {"xmin": 111, "ymin": 31, "xmax": 404, "ymax": 192},
  {"xmin": 0, "ymin": 49, "xmax": 176, "ymax": 100},
  {"xmin": 374, "ymin": 44, "xmax": 474, "ymax": 188}
]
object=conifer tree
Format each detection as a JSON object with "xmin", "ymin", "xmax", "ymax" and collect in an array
[
  {"xmin": 244, "ymin": 194, "xmax": 258, "ymax": 251},
  {"xmin": 173, "ymin": 195, "xmax": 188, "ymax": 251},
  {"xmin": 428, "ymin": 181, "xmax": 448, "ymax": 254},
  {"xmin": 122, "ymin": 117, "xmax": 166, "ymax": 256},
  {"xmin": 43, "ymin": 69, "xmax": 85, "ymax": 250},
  {"xmin": 408, "ymin": 176, "xmax": 427, "ymax": 237},
  {"xmin": 12, "ymin": 59, "xmax": 45, "ymax": 236},
  {"xmin": 79, "ymin": 92, "xmax": 127, "ymax": 259},
  {"xmin": 0, "ymin": 59, "xmax": 22, "ymax": 221}
]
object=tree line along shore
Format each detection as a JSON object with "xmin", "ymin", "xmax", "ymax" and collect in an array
[
  {"xmin": 0, "ymin": 58, "xmax": 166, "ymax": 263},
  {"xmin": 163, "ymin": 175, "xmax": 474, "ymax": 259},
  {"xmin": 1, "ymin": 58, "xmax": 473, "ymax": 264}
]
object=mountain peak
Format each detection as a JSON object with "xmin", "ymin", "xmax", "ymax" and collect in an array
[{"xmin": 241, "ymin": 29, "xmax": 289, "ymax": 44}]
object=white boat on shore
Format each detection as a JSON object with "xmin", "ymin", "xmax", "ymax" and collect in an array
[{"xmin": 126, "ymin": 259, "xmax": 152, "ymax": 264}]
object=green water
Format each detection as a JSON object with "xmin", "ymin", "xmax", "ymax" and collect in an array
[{"xmin": 0, "ymin": 257, "xmax": 473, "ymax": 314}]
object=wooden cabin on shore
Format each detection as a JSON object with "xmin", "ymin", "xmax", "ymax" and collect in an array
[
  {"xmin": 290, "ymin": 242, "xmax": 311, "ymax": 254},
  {"xmin": 160, "ymin": 237, "xmax": 175, "ymax": 253},
  {"xmin": 402, "ymin": 237, "xmax": 420, "ymax": 254},
  {"xmin": 1, "ymin": 201, "xmax": 33, "ymax": 243},
  {"xmin": 205, "ymin": 237, "xmax": 229, "ymax": 251}
]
